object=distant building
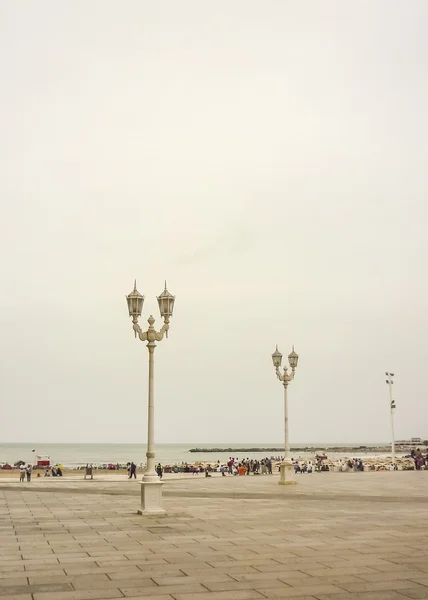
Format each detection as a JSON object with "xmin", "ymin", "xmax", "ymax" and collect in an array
[{"xmin": 396, "ymin": 438, "xmax": 424, "ymax": 446}]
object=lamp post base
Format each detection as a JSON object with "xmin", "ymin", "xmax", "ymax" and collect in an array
[
  {"xmin": 137, "ymin": 478, "xmax": 165, "ymax": 516},
  {"xmin": 278, "ymin": 460, "xmax": 297, "ymax": 485}
]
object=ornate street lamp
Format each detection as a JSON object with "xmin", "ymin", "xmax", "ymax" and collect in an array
[
  {"xmin": 272, "ymin": 345, "xmax": 299, "ymax": 485},
  {"xmin": 385, "ymin": 372, "xmax": 396, "ymax": 466},
  {"xmin": 126, "ymin": 281, "xmax": 175, "ymax": 515}
]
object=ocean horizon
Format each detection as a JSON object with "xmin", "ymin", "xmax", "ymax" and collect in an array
[{"xmin": 0, "ymin": 442, "xmax": 395, "ymax": 468}]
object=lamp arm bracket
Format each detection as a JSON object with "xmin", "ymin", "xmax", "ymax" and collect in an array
[
  {"xmin": 276, "ymin": 367, "xmax": 295, "ymax": 384},
  {"xmin": 155, "ymin": 322, "xmax": 169, "ymax": 341},
  {"xmin": 284, "ymin": 372, "xmax": 294, "ymax": 384},
  {"xmin": 133, "ymin": 323, "xmax": 148, "ymax": 341}
]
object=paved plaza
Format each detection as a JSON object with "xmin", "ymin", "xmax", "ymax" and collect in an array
[{"xmin": 1, "ymin": 472, "xmax": 428, "ymax": 600}]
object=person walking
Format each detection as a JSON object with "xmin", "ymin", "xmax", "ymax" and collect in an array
[
  {"xmin": 129, "ymin": 462, "xmax": 137, "ymax": 479},
  {"xmin": 19, "ymin": 463, "xmax": 26, "ymax": 482},
  {"xmin": 26, "ymin": 464, "xmax": 32, "ymax": 482},
  {"xmin": 156, "ymin": 463, "xmax": 163, "ymax": 479}
]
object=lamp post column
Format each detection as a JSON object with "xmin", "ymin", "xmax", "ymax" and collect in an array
[
  {"xmin": 145, "ymin": 341, "xmax": 157, "ymax": 481},
  {"xmin": 279, "ymin": 377, "xmax": 293, "ymax": 485},
  {"xmin": 385, "ymin": 372, "xmax": 396, "ymax": 466},
  {"xmin": 283, "ymin": 381, "xmax": 290, "ymax": 461}
]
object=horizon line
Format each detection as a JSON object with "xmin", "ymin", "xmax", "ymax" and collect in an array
[{"xmin": 0, "ymin": 441, "xmax": 396, "ymax": 446}]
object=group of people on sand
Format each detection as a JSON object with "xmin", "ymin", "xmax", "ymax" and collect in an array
[
  {"xmin": 18, "ymin": 463, "xmax": 63, "ymax": 481},
  {"xmin": 223, "ymin": 457, "xmax": 273, "ymax": 476},
  {"xmin": 294, "ymin": 460, "xmax": 314, "ymax": 473},
  {"xmin": 19, "ymin": 463, "xmax": 32, "ymax": 482},
  {"xmin": 337, "ymin": 459, "xmax": 364, "ymax": 472},
  {"xmin": 45, "ymin": 465, "xmax": 63, "ymax": 477},
  {"xmin": 411, "ymin": 448, "xmax": 428, "ymax": 470},
  {"xmin": 293, "ymin": 458, "xmax": 332, "ymax": 473}
]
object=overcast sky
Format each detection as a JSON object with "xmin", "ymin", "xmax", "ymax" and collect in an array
[{"xmin": 1, "ymin": 1, "xmax": 427, "ymax": 445}]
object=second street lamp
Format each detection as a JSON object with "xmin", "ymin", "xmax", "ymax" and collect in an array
[
  {"xmin": 126, "ymin": 281, "xmax": 175, "ymax": 515},
  {"xmin": 272, "ymin": 345, "xmax": 299, "ymax": 485},
  {"xmin": 385, "ymin": 372, "xmax": 396, "ymax": 466}
]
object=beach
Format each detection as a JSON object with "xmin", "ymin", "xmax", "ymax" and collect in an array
[{"xmin": 0, "ymin": 442, "xmax": 412, "ymax": 470}]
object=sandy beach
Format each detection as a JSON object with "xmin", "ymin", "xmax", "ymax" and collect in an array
[{"xmin": 0, "ymin": 452, "xmax": 422, "ymax": 481}]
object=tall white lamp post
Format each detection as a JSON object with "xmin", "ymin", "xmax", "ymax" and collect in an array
[
  {"xmin": 126, "ymin": 281, "xmax": 175, "ymax": 515},
  {"xmin": 385, "ymin": 372, "xmax": 396, "ymax": 465},
  {"xmin": 272, "ymin": 345, "xmax": 299, "ymax": 485}
]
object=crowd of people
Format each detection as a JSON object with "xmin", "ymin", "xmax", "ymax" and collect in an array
[
  {"xmin": 170, "ymin": 458, "xmax": 276, "ymax": 476},
  {"xmin": 17, "ymin": 462, "xmax": 63, "ymax": 481},
  {"xmin": 44, "ymin": 465, "xmax": 63, "ymax": 477},
  {"xmin": 16, "ymin": 451, "xmax": 428, "ymax": 482},
  {"xmin": 293, "ymin": 458, "xmax": 331, "ymax": 473},
  {"xmin": 410, "ymin": 448, "xmax": 428, "ymax": 470},
  {"xmin": 89, "ymin": 451, "xmax": 428, "ymax": 481},
  {"xmin": 337, "ymin": 459, "xmax": 364, "ymax": 472},
  {"xmin": 224, "ymin": 457, "xmax": 274, "ymax": 475}
]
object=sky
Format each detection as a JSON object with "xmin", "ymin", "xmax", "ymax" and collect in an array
[{"xmin": 0, "ymin": 1, "xmax": 427, "ymax": 445}]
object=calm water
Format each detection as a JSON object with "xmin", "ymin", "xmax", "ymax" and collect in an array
[{"xmin": 0, "ymin": 442, "xmax": 395, "ymax": 467}]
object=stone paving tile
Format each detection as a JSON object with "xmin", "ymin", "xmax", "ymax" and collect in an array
[
  {"xmin": 153, "ymin": 574, "xmax": 235, "ymax": 586},
  {"xmin": 72, "ymin": 577, "xmax": 155, "ymax": 591},
  {"xmin": 33, "ymin": 591, "xmax": 123, "ymax": 600},
  {"xmin": 120, "ymin": 583, "xmax": 208, "ymax": 596},
  {"xmin": 315, "ymin": 593, "xmax": 410, "ymax": 600},
  {"xmin": 310, "ymin": 575, "xmax": 366, "ymax": 586},
  {"xmin": 0, "ymin": 583, "xmax": 74, "ymax": 596},
  {"xmin": 233, "ymin": 572, "xmax": 310, "ymax": 583},
  {"xmin": 172, "ymin": 592, "xmax": 265, "ymax": 600},
  {"xmin": 180, "ymin": 565, "xmax": 261, "ymax": 576},
  {"xmin": 299, "ymin": 567, "xmax": 383, "ymax": 577},
  {"xmin": 400, "ymin": 590, "xmax": 428, "ymax": 599},
  {"xmin": 0, "ymin": 577, "xmax": 29, "ymax": 587},
  {"xmin": 121, "ymin": 596, "xmax": 176, "ymax": 600},
  {"xmin": 337, "ymin": 580, "xmax": 426, "ymax": 593},
  {"xmin": 203, "ymin": 579, "xmax": 291, "ymax": 592},
  {"xmin": 205, "ymin": 559, "xmax": 285, "ymax": 569},
  {"xmin": 119, "ymin": 596, "xmax": 175, "ymax": 600},
  {"xmin": 0, "ymin": 596, "xmax": 33, "ymax": 600},
  {"xmin": 108, "ymin": 569, "xmax": 181, "ymax": 581},
  {"xmin": 256, "ymin": 584, "xmax": 345, "ymax": 597},
  {"xmin": 0, "ymin": 571, "xmax": 29, "ymax": 581},
  {"xmin": 357, "ymin": 571, "xmax": 428, "ymax": 582},
  {"xmin": 253, "ymin": 563, "xmax": 316, "ymax": 573},
  {"xmin": 28, "ymin": 574, "xmax": 109, "ymax": 586}
]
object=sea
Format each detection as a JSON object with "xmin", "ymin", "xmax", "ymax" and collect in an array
[{"xmin": 0, "ymin": 442, "xmax": 396, "ymax": 468}]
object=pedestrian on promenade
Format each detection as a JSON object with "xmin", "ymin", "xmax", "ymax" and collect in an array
[
  {"xmin": 84, "ymin": 464, "xmax": 93, "ymax": 480},
  {"xmin": 26, "ymin": 464, "xmax": 32, "ymax": 482},
  {"xmin": 19, "ymin": 463, "xmax": 26, "ymax": 482},
  {"xmin": 129, "ymin": 462, "xmax": 137, "ymax": 479},
  {"xmin": 156, "ymin": 463, "xmax": 163, "ymax": 479}
]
